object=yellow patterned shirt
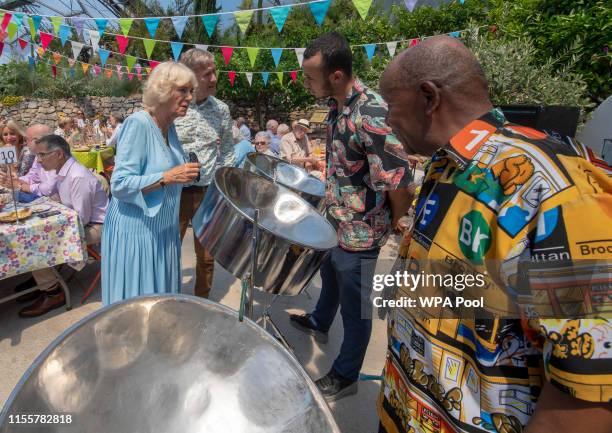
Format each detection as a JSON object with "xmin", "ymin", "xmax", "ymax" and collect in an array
[{"xmin": 377, "ymin": 111, "xmax": 612, "ymax": 433}]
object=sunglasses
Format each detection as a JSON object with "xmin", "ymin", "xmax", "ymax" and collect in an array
[{"xmin": 253, "ymin": 141, "xmax": 268, "ymax": 145}]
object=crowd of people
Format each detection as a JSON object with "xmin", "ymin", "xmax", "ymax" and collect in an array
[{"xmin": 0, "ymin": 30, "xmax": 610, "ymax": 433}]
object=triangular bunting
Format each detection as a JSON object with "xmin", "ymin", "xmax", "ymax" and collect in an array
[
  {"xmin": 409, "ymin": 38, "xmax": 419, "ymax": 47},
  {"xmin": 144, "ymin": 17, "xmax": 160, "ymax": 38},
  {"xmin": 89, "ymin": 30, "xmax": 100, "ymax": 53},
  {"xmin": 98, "ymin": 48, "xmax": 110, "ymax": 66},
  {"xmin": 36, "ymin": 46, "xmax": 44, "ymax": 58},
  {"xmin": 450, "ymin": 31, "xmax": 460, "ymax": 38},
  {"xmin": 220, "ymin": 46, "xmax": 233, "ymax": 65},
  {"xmin": 309, "ymin": 0, "xmax": 331, "ymax": 26},
  {"xmin": 271, "ymin": 48, "xmax": 283, "ymax": 68},
  {"xmin": 246, "ymin": 47, "xmax": 259, "ymax": 67},
  {"xmin": 270, "ymin": 6, "xmax": 290, "ymax": 32},
  {"xmin": 261, "ymin": 71, "xmax": 269, "ymax": 86},
  {"xmin": 71, "ymin": 41, "xmax": 83, "ymax": 59},
  {"xmin": 404, "ymin": 0, "xmax": 418, "ymax": 12},
  {"xmin": 294, "ymin": 48, "xmax": 305, "ymax": 67},
  {"xmin": 125, "ymin": 55, "xmax": 137, "ymax": 71},
  {"xmin": 94, "ymin": 65, "xmax": 101, "ymax": 76},
  {"xmin": 28, "ymin": 56, "xmax": 35, "ymax": 70},
  {"xmin": 386, "ymin": 41, "xmax": 397, "ymax": 57},
  {"xmin": 52, "ymin": 52, "xmax": 62, "ymax": 64},
  {"xmin": 364, "ymin": 44, "xmax": 376, "ymax": 62},
  {"xmin": 145, "ymin": 67, "xmax": 151, "ymax": 74},
  {"xmin": 201, "ymin": 15, "xmax": 218, "ymax": 38},
  {"xmin": 195, "ymin": 44, "xmax": 208, "ymax": 51},
  {"xmin": 143, "ymin": 38, "xmax": 156, "ymax": 59},
  {"xmin": 116, "ymin": 65, "xmax": 123, "ymax": 79},
  {"xmin": 6, "ymin": 22, "xmax": 17, "ymax": 41},
  {"xmin": 116, "ymin": 35, "xmax": 129, "ymax": 54},
  {"xmin": 94, "ymin": 18, "xmax": 107, "ymax": 38},
  {"xmin": 290, "ymin": 70, "xmax": 297, "ymax": 82},
  {"xmin": 82, "ymin": 63, "xmax": 90, "ymax": 74},
  {"xmin": 353, "ymin": 0, "xmax": 373, "ymax": 20},
  {"xmin": 0, "ymin": 13, "xmax": 10, "ymax": 32},
  {"xmin": 12, "ymin": 13, "xmax": 24, "ymax": 28},
  {"xmin": 149, "ymin": 60, "xmax": 160, "ymax": 70},
  {"xmin": 118, "ymin": 18, "xmax": 133, "ymax": 36},
  {"xmin": 39, "ymin": 32, "xmax": 53, "ymax": 51},
  {"xmin": 59, "ymin": 24, "xmax": 71, "ymax": 46},
  {"xmin": 228, "ymin": 70, "xmax": 236, "ymax": 86},
  {"xmin": 233, "ymin": 10, "xmax": 254, "ymax": 34},
  {"xmin": 127, "ymin": 72, "xmax": 134, "ymax": 81},
  {"xmin": 71, "ymin": 17, "xmax": 84, "ymax": 39},
  {"xmin": 18, "ymin": 38, "xmax": 28, "ymax": 50},
  {"xmin": 50, "ymin": 16, "xmax": 63, "ymax": 35},
  {"xmin": 135, "ymin": 64, "xmax": 142, "ymax": 74},
  {"xmin": 171, "ymin": 16, "xmax": 188, "ymax": 39},
  {"xmin": 276, "ymin": 72, "xmax": 283, "ymax": 86},
  {"xmin": 245, "ymin": 72, "xmax": 253, "ymax": 86},
  {"xmin": 170, "ymin": 41, "xmax": 184, "ymax": 61},
  {"xmin": 51, "ymin": 64, "xmax": 56, "ymax": 78},
  {"xmin": 105, "ymin": 69, "xmax": 113, "ymax": 78},
  {"xmin": 29, "ymin": 16, "xmax": 42, "ymax": 40},
  {"xmin": 0, "ymin": 42, "xmax": 4, "ymax": 56}
]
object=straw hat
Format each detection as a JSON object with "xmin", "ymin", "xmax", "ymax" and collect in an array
[{"xmin": 295, "ymin": 118, "xmax": 312, "ymax": 133}]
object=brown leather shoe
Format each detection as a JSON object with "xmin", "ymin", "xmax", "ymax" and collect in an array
[{"xmin": 18, "ymin": 287, "xmax": 66, "ymax": 318}]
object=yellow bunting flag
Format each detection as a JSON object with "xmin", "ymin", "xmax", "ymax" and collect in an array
[{"xmin": 233, "ymin": 10, "xmax": 254, "ymax": 34}]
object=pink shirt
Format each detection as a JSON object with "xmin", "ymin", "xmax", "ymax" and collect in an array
[
  {"xmin": 19, "ymin": 159, "xmax": 58, "ymax": 197},
  {"xmin": 56, "ymin": 157, "xmax": 108, "ymax": 225}
]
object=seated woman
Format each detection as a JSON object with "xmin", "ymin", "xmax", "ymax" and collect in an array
[
  {"xmin": 101, "ymin": 61, "xmax": 200, "ymax": 305},
  {"xmin": 253, "ymin": 131, "xmax": 276, "ymax": 157},
  {"xmin": 1, "ymin": 120, "xmax": 34, "ymax": 177}
]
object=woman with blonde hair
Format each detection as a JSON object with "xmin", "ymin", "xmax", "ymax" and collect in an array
[
  {"xmin": 2, "ymin": 119, "xmax": 34, "ymax": 177},
  {"xmin": 102, "ymin": 61, "xmax": 201, "ymax": 305}
]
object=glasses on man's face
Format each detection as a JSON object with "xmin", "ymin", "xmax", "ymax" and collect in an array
[{"xmin": 35, "ymin": 150, "xmax": 56, "ymax": 159}]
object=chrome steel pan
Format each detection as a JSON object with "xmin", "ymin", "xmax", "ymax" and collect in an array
[
  {"xmin": 193, "ymin": 167, "xmax": 337, "ymax": 296},
  {"xmin": 243, "ymin": 152, "xmax": 326, "ymax": 212},
  {"xmin": 0, "ymin": 295, "xmax": 340, "ymax": 433}
]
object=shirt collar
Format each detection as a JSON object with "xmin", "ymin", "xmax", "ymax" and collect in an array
[
  {"xmin": 57, "ymin": 156, "xmax": 76, "ymax": 178},
  {"xmin": 327, "ymin": 77, "xmax": 365, "ymax": 119},
  {"xmin": 440, "ymin": 108, "xmax": 506, "ymax": 170},
  {"xmin": 195, "ymin": 96, "xmax": 212, "ymax": 109}
]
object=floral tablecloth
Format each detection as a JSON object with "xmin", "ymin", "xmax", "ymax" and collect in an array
[
  {"xmin": 0, "ymin": 197, "xmax": 87, "ymax": 280},
  {"xmin": 72, "ymin": 147, "xmax": 114, "ymax": 173}
]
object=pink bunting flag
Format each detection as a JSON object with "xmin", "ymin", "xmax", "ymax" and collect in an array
[
  {"xmin": 127, "ymin": 72, "xmax": 134, "ymax": 81},
  {"xmin": 115, "ymin": 35, "xmax": 129, "ymax": 55},
  {"xmin": 409, "ymin": 38, "xmax": 420, "ymax": 47},
  {"xmin": 0, "ymin": 42, "xmax": 4, "ymax": 56},
  {"xmin": 94, "ymin": 65, "xmax": 101, "ymax": 76},
  {"xmin": 290, "ymin": 70, "xmax": 297, "ymax": 82},
  {"xmin": 51, "ymin": 64, "xmax": 57, "ymax": 78},
  {"xmin": 116, "ymin": 65, "xmax": 123, "ymax": 79},
  {"xmin": 149, "ymin": 60, "xmax": 160, "ymax": 70},
  {"xmin": 228, "ymin": 70, "xmax": 236, "ymax": 86},
  {"xmin": 137, "ymin": 73, "xmax": 142, "ymax": 81},
  {"xmin": 18, "ymin": 38, "xmax": 28, "ymax": 50},
  {"xmin": 135, "ymin": 64, "xmax": 142, "ymax": 74},
  {"xmin": 1, "ymin": 13, "xmax": 11, "ymax": 31},
  {"xmin": 40, "ymin": 32, "xmax": 53, "ymax": 52},
  {"xmin": 220, "ymin": 46, "xmax": 233, "ymax": 65}
]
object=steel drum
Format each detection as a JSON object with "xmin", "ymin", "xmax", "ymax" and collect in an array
[
  {"xmin": 0, "ymin": 295, "xmax": 340, "ymax": 433},
  {"xmin": 243, "ymin": 152, "xmax": 326, "ymax": 212},
  {"xmin": 192, "ymin": 167, "xmax": 337, "ymax": 296}
]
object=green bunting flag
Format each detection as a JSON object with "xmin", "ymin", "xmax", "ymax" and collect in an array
[
  {"xmin": 50, "ymin": 16, "xmax": 63, "ymax": 35},
  {"xmin": 352, "ymin": 0, "xmax": 373, "ymax": 20},
  {"xmin": 233, "ymin": 10, "xmax": 254, "ymax": 34},
  {"xmin": 143, "ymin": 38, "xmax": 156, "ymax": 59},
  {"xmin": 125, "ymin": 54, "xmax": 137, "ymax": 71},
  {"xmin": 119, "ymin": 18, "xmax": 133, "ymax": 36},
  {"xmin": 246, "ymin": 47, "xmax": 259, "ymax": 68}
]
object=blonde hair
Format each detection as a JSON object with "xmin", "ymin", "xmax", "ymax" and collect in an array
[
  {"xmin": 142, "ymin": 61, "xmax": 197, "ymax": 109},
  {"xmin": 3, "ymin": 119, "xmax": 26, "ymax": 145}
]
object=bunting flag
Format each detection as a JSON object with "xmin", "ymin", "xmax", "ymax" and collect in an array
[
  {"xmin": 409, "ymin": 38, "xmax": 419, "ymax": 47},
  {"xmin": 0, "ymin": 42, "xmax": 3, "ymax": 56},
  {"xmin": 116, "ymin": 65, "xmax": 123, "ymax": 79},
  {"xmin": 51, "ymin": 64, "xmax": 56, "ymax": 77},
  {"xmin": 149, "ymin": 60, "xmax": 160, "ymax": 70},
  {"xmin": 125, "ymin": 54, "xmax": 137, "ymax": 71},
  {"xmin": 144, "ymin": 17, "xmax": 161, "ymax": 38},
  {"xmin": 195, "ymin": 44, "xmax": 208, "ymax": 51},
  {"xmin": 143, "ymin": 38, "xmax": 156, "ymax": 58},
  {"xmin": 294, "ymin": 47, "xmax": 305, "ymax": 67},
  {"xmin": 170, "ymin": 41, "xmax": 184, "ymax": 61},
  {"xmin": 52, "ymin": 52, "xmax": 62, "ymax": 64},
  {"xmin": 450, "ymin": 31, "xmax": 460, "ymax": 38},
  {"xmin": 71, "ymin": 41, "xmax": 83, "ymax": 59},
  {"xmin": 17, "ymin": 38, "xmax": 28, "ymax": 51},
  {"xmin": 270, "ymin": 6, "xmax": 290, "ymax": 32},
  {"xmin": 6, "ymin": 22, "xmax": 17, "ymax": 41},
  {"xmin": 290, "ymin": 70, "xmax": 297, "ymax": 82},
  {"xmin": 28, "ymin": 56, "xmax": 35, "ymax": 70},
  {"xmin": 135, "ymin": 64, "xmax": 142, "ymax": 74},
  {"xmin": 39, "ymin": 32, "xmax": 53, "ymax": 52},
  {"xmin": 98, "ymin": 48, "xmax": 110, "ymax": 66},
  {"xmin": 50, "ymin": 16, "xmax": 62, "ymax": 35},
  {"xmin": 71, "ymin": 17, "xmax": 84, "ymax": 39},
  {"xmin": 309, "ymin": 0, "xmax": 331, "ymax": 26},
  {"xmin": 353, "ymin": 0, "xmax": 372, "ymax": 20},
  {"xmin": 261, "ymin": 71, "xmax": 269, "ymax": 86},
  {"xmin": 145, "ymin": 67, "xmax": 151, "ymax": 74},
  {"xmin": 220, "ymin": 46, "xmax": 233, "ymax": 65},
  {"xmin": 89, "ymin": 30, "xmax": 100, "ymax": 53},
  {"xmin": 201, "ymin": 15, "xmax": 218, "ymax": 38},
  {"xmin": 171, "ymin": 16, "xmax": 188, "ymax": 39},
  {"xmin": 0, "ymin": 13, "xmax": 10, "ymax": 31},
  {"xmin": 364, "ymin": 44, "xmax": 376, "ymax": 62},
  {"xmin": 104, "ymin": 69, "xmax": 113, "ymax": 78},
  {"xmin": 404, "ymin": 0, "xmax": 418, "ymax": 12},
  {"xmin": 246, "ymin": 47, "xmax": 259, "ymax": 67},
  {"xmin": 94, "ymin": 18, "xmax": 108, "ymax": 38},
  {"xmin": 116, "ymin": 35, "xmax": 129, "ymax": 54},
  {"xmin": 12, "ymin": 12, "xmax": 23, "ymax": 28},
  {"xmin": 386, "ymin": 41, "xmax": 397, "ymax": 57},
  {"xmin": 94, "ymin": 65, "xmax": 101, "ymax": 76},
  {"xmin": 276, "ymin": 71, "xmax": 283, "ymax": 86},
  {"xmin": 228, "ymin": 70, "xmax": 236, "ymax": 86},
  {"xmin": 233, "ymin": 10, "xmax": 254, "ymax": 34},
  {"xmin": 245, "ymin": 72, "xmax": 253, "ymax": 86},
  {"xmin": 271, "ymin": 48, "xmax": 283, "ymax": 68},
  {"xmin": 59, "ymin": 24, "xmax": 71, "ymax": 46},
  {"xmin": 127, "ymin": 72, "xmax": 134, "ymax": 81},
  {"xmin": 119, "ymin": 18, "xmax": 133, "ymax": 36},
  {"xmin": 36, "ymin": 46, "xmax": 44, "ymax": 57},
  {"xmin": 29, "ymin": 16, "xmax": 42, "ymax": 40},
  {"xmin": 137, "ymin": 73, "xmax": 142, "ymax": 81}
]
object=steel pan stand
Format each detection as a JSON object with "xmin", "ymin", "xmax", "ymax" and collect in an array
[{"xmin": 256, "ymin": 293, "xmax": 293, "ymax": 351}]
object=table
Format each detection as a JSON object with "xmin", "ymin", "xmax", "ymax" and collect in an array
[
  {"xmin": 72, "ymin": 147, "xmax": 114, "ymax": 173},
  {"xmin": 0, "ymin": 197, "xmax": 88, "ymax": 309}
]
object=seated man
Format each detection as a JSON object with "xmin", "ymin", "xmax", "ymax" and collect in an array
[
  {"xmin": 265, "ymin": 119, "xmax": 281, "ymax": 156},
  {"xmin": 15, "ymin": 124, "xmax": 58, "ymax": 197},
  {"xmin": 280, "ymin": 119, "xmax": 318, "ymax": 168},
  {"xmin": 19, "ymin": 134, "xmax": 108, "ymax": 318},
  {"xmin": 236, "ymin": 116, "xmax": 251, "ymax": 141}
]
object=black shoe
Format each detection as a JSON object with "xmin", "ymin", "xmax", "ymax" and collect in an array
[
  {"xmin": 315, "ymin": 369, "xmax": 358, "ymax": 402},
  {"xmin": 14, "ymin": 277, "xmax": 42, "ymax": 303},
  {"xmin": 289, "ymin": 313, "xmax": 328, "ymax": 343},
  {"xmin": 14, "ymin": 276, "xmax": 36, "ymax": 292}
]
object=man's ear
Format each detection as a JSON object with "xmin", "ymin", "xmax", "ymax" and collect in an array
[
  {"xmin": 420, "ymin": 81, "xmax": 441, "ymax": 116},
  {"xmin": 330, "ymin": 70, "xmax": 344, "ymax": 85}
]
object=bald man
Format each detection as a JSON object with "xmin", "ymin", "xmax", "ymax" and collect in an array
[{"xmin": 377, "ymin": 36, "xmax": 612, "ymax": 433}]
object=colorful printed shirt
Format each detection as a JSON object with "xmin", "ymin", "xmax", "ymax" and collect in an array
[
  {"xmin": 325, "ymin": 78, "xmax": 412, "ymax": 251},
  {"xmin": 378, "ymin": 111, "xmax": 612, "ymax": 433},
  {"xmin": 174, "ymin": 95, "xmax": 236, "ymax": 186}
]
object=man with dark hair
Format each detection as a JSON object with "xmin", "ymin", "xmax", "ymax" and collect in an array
[
  {"xmin": 377, "ymin": 35, "xmax": 611, "ymax": 433},
  {"xmin": 290, "ymin": 32, "xmax": 415, "ymax": 401},
  {"xmin": 18, "ymin": 134, "xmax": 108, "ymax": 318}
]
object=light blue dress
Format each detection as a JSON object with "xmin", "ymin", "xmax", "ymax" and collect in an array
[{"xmin": 101, "ymin": 110, "xmax": 186, "ymax": 305}]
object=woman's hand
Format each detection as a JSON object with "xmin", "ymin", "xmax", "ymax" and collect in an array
[{"xmin": 163, "ymin": 162, "xmax": 201, "ymax": 184}]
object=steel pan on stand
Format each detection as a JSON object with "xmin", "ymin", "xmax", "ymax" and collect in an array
[{"xmin": 0, "ymin": 295, "xmax": 341, "ymax": 433}]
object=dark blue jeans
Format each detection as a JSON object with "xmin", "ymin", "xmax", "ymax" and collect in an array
[{"xmin": 312, "ymin": 246, "xmax": 380, "ymax": 381}]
